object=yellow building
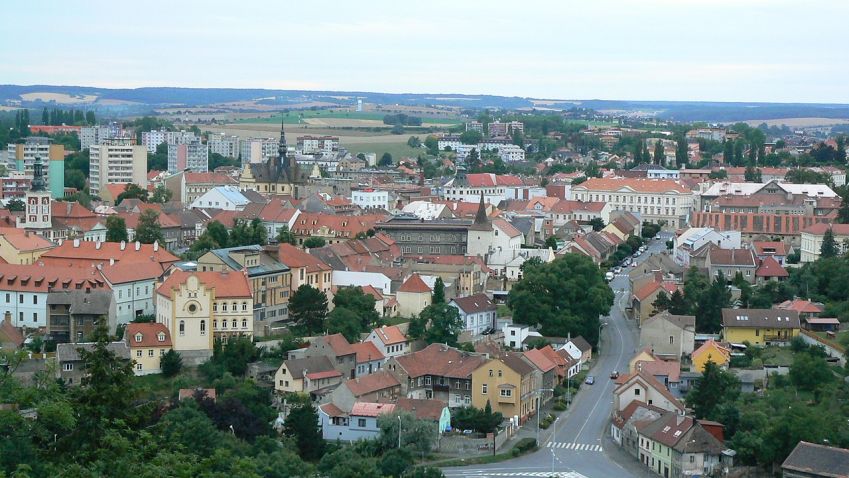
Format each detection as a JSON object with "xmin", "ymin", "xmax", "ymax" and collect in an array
[
  {"xmin": 628, "ymin": 347, "xmax": 659, "ymax": 374},
  {"xmin": 0, "ymin": 229, "xmax": 54, "ymax": 264},
  {"xmin": 720, "ymin": 308, "xmax": 800, "ymax": 346},
  {"xmin": 277, "ymin": 243, "xmax": 333, "ymax": 296},
  {"xmin": 126, "ymin": 322, "xmax": 173, "ymax": 375},
  {"xmin": 396, "ymin": 274, "xmax": 432, "ymax": 318},
  {"xmin": 156, "ymin": 270, "xmax": 253, "ymax": 362},
  {"xmin": 471, "ymin": 353, "xmax": 537, "ymax": 425},
  {"xmin": 692, "ymin": 340, "xmax": 731, "ymax": 373}
]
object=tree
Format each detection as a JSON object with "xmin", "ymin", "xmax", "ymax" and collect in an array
[
  {"xmin": 275, "ymin": 225, "xmax": 296, "ymax": 245},
  {"xmin": 633, "ymin": 141, "xmax": 644, "ymax": 164},
  {"xmin": 333, "ymin": 286, "xmax": 379, "ymax": 329},
  {"xmin": 64, "ymin": 169, "xmax": 86, "ymax": 190},
  {"xmin": 150, "ymin": 185, "xmax": 173, "ymax": 203},
  {"xmin": 160, "ymin": 349, "xmax": 182, "ymax": 377},
  {"xmin": 116, "ymin": 183, "xmax": 148, "ymax": 205},
  {"xmin": 544, "ymin": 236, "xmax": 559, "ymax": 250},
  {"xmin": 289, "ymin": 285, "xmax": 328, "ymax": 335},
  {"xmin": 588, "ymin": 217, "xmax": 605, "ymax": 232},
  {"xmin": 147, "ymin": 142, "xmax": 168, "ymax": 172},
  {"xmin": 687, "ymin": 360, "xmax": 739, "ymax": 420},
  {"xmin": 406, "ymin": 136, "xmax": 422, "ymax": 148},
  {"xmin": 105, "ymin": 215, "xmax": 129, "ymax": 243},
  {"xmin": 789, "ymin": 350, "xmax": 833, "ymax": 394},
  {"xmin": 431, "ymin": 277, "xmax": 445, "ymax": 304},
  {"xmin": 378, "ymin": 153, "xmax": 393, "ymax": 167},
  {"xmin": 418, "ymin": 303, "xmax": 463, "ymax": 346},
  {"xmin": 459, "ymin": 130, "xmax": 483, "ymax": 145},
  {"xmin": 723, "ymin": 139, "xmax": 734, "ymax": 164},
  {"xmin": 837, "ymin": 195, "xmax": 849, "ymax": 224},
  {"xmin": 653, "ymin": 140, "xmax": 665, "ymax": 165},
  {"xmin": 675, "ymin": 136, "xmax": 688, "ymax": 167},
  {"xmin": 668, "ymin": 290, "xmax": 688, "ymax": 315},
  {"xmin": 820, "ymin": 228, "xmax": 838, "ymax": 258},
  {"xmin": 41, "ymin": 107, "xmax": 48, "ymax": 125},
  {"xmin": 303, "ymin": 237, "xmax": 326, "ymax": 249},
  {"xmin": 466, "ymin": 148, "xmax": 481, "ymax": 171},
  {"xmin": 744, "ymin": 164, "xmax": 761, "ymax": 182},
  {"xmin": 282, "ymin": 403, "xmax": 325, "ymax": 461},
  {"xmin": 135, "ymin": 209, "xmax": 164, "ymax": 244},
  {"xmin": 694, "ymin": 273, "xmax": 731, "ymax": 333},
  {"xmin": 378, "ymin": 411, "xmax": 435, "ymax": 456},
  {"xmin": 5, "ymin": 198, "xmax": 24, "ymax": 212},
  {"xmin": 508, "ymin": 254, "xmax": 613, "ymax": 346},
  {"xmin": 325, "ymin": 307, "xmax": 363, "ymax": 343},
  {"xmin": 652, "ymin": 291, "xmax": 671, "ymax": 314}
]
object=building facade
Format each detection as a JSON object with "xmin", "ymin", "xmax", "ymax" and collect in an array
[{"xmin": 88, "ymin": 138, "xmax": 148, "ymax": 196}]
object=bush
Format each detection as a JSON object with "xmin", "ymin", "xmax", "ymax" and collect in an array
[
  {"xmin": 514, "ymin": 437, "xmax": 537, "ymax": 453},
  {"xmin": 160, "ymin": 349, "xmax": 183, "ymax": 377},
  {"xmin": 553, "ymin": 400, "xmax": 567, "ymax": 411}
]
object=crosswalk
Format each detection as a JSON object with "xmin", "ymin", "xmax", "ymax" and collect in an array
[
  {"xmin": 546, "ymin": 442, "xmax": 603, "ymax": 452},
  {"xmin": 452, "ymin": 473, "xmax": 588, "ymax": 478}
]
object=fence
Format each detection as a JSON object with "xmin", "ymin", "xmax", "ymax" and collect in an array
[{"xmin": 437, "ymin": 427, "xmax": 513, "ymax": 455}]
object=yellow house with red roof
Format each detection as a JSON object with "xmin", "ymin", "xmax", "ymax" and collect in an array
[
  {"xmin": 396, "ymin": 274, "xmax": 432, "ymax": 317},
  {"xmin": 692, "ymin": 340, "xmax": 731, "ymax": 372},
  {"xmin": 125, "ymin": 322, "xmax": 172, "ymax": 375},
  {"xmin": 0, "ymin": 229, "xmax": 54, "ymax": 264}
]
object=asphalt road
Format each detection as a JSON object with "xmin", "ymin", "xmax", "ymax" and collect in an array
[{"xmin": 443, "ymin": 235, "xmax": 670, "ymax": 478}]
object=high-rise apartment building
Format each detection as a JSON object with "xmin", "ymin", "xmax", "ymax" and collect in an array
[
  {"xmin": 88, "ymin": 138, "xmax": 148, "ymax": 196},
  {"xmin": 5, "ymin": 137, "xmax": 65, "ymax": 198},
  {"xmin": 168, "ymin": 140, "xmax": 208, "ymax": 173}
]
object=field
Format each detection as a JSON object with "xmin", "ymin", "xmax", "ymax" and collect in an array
[
  {"xmin": 743, "ymin": 117, "xmax": 849, "ymax": 128},
  {"xmin": 20, "ymin": 92, "xmax": 97, "ymax": 104},
  {"xmin": 346, "ymin": 141, "xmax": 423, "ymax": 160},
  {"xmin": 235, "ymin": 110, "xmax": 462, "ymax": 127}
]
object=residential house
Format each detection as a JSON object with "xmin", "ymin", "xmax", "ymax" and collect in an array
[
  {"xmin": 502, "ymin": 323, "xmax": 542, "ymax": 350},
  {"xmin": 56, "ymin": 341, "xmax": 130, "ymax": 386},
  {"xmin": 274, "ymin": 356, "xmax": 342, "ymax": 395},
  {"xmin": 691, "ymin": 340, "xmax": 731, "ymax": 373},
  {"xmin": 365, "ymin": 325, "xmax": 410, "ymax": 359},
  {"xmin": 611, "ymin": 400, "xmax": 665, "ymax": 455},
  {"xmin": 189, "ymin": 185, "xmax": 259, "ymax": 211},
  {"xmin": 523, "ymin": 347, "xmax": 557, "ymax": 405},
  {"xmin": 632, "ymin": 279, "xmax": 680, "ymax": 324},
  {"xmin": 720, "ymin": 308, "xmax": 800, "ymax": 346},
  {"xmin": 800, "ymin": 223, "xmax": 849, "ymax": 263},
  {"xmin": 39, "ymin": 239, "xmax": 179, "ymax": 272},
  {"xmin": 571, "ymin": 178, "xmax": 695, "ymax": 229},
  {"xmin": 776, "ymin": 298, "xmax": 824, "ymax": 319},
  {"xmin": 638, "ymin": 414, "xmax": 726, "ymax": 478},
  {"xmin": 560, "ymin": 335, "xmax": 593, "ymax": 367},
  {"xmin": 125, "ymin": 322, "xmax": 172, "ymax": 375},
  {"xmin": 396, "ymin": 273, "xmax": 432, "ymax": 317},
  {"xmin": 639, "ymin": 311, "xmax": 696, "ymax": 360},
  {"xmin": 258, "ymin": 198, "xmax": 301, "ymax": 240},
  {"xmin": 278, "ymin": 243, "xmax": 333, "ymax": 298},
  {"xmin": 394, "ymin": 398, "xmax": 452, "ymax": 433},
  {"xmin": 449, "ymin": 293, "xmax": 497, "ymax": 336},
  {"xmin": 0, "ymin": 312, "xmax": 24, "ymax": 349},
  {"xmin": 45, "ymin": 289, "xmax": 116, "ymax": 344},
  {"xmin": 351, "ymin": 341, "xmax": 384, "ymax": 377},
  {"xmin": 318, "ymin": 401, "xmax": 395, "ymax": 442},
  {"xmin": 634, "ymin": 359, "xmax": 684, "ymax": 398},
  {"xmin": 155, "ymin": 270, "xmax": 254, "ymax": 364},
  {"xmin": 612, "ymin": 371, "xmax": 685, "ymax": 414},
  {"xmin": 673, "ymin": 228, "xmax": 741, "ymax": 268},
  {"xmin": 324, "ymin": 371, "xmax": 401, "ymax": 412},
  {"xmin": 781, "ymin": 441, "xmax": 849, "ymax": 478},
  {"xmin": 754, "ymin": 256, "xmax": 788, "ymax": 284},
  {"xmin": 0, "ymin": 229, "xmax": 54, "ymax": 265},
  {"xmin": 99, "ymin": 261, "xmax": 163, "ymax": 325},
  {"xmin": 302, "ymin": 333, "xmax": 358, "ymax": 379},
  {"xmin": 751, "ymin": 241, "xmax": 789, "ymax": 265},
  {"xmin": 471, "ymin": 353, "xmax": 538, "ymax": 425},
  {"xmin": 706, "ymin": 248, "xmax": 757, "ymax": 283},
  {"xmin": 386, "ymin": 343, "xmax": 487, "ymax": 408}
]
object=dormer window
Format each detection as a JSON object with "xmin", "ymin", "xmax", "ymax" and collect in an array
[
  {"xmin": 134, "ymin": 333, "xmax": 143, "ymax": 343},
  {"xmin": 157, "ymin": 332, "xmax": 165, "ymax": 342}
]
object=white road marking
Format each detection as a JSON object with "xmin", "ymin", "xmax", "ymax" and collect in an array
[{"xmin": 545, "ymin": 442, "xmax": 603, "ymax": 452}]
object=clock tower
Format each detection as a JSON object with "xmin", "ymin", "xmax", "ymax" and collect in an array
[{"xmin": 17, "ymin": 156, "xmax": 52, "ymax": 230}]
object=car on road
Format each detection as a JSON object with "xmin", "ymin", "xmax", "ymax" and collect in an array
[
  {"xmin": 585, "ymin": 376, "xmax": 595, "ymax": 385},
  {"xmin": 609, "ymin": 371, "xmax": 619, "ymax": 379},
  {"xmin": 613, "ymin": 267, "xmax": 621, "ymax": 274},
  {"xmin": 605, "ymin": 271, "xmax": 614, "ymax": 281}
]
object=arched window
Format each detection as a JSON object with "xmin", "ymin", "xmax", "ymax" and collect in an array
[
  {"xmin": 242, "ymin": 302, "xmax": 247, "ymax": 311},
  {"xmin": 200, "ymin": 320, "xmax": 206, "ymax": 336},
  {"xmin": 179, "ymin": 320, "xmax": 185, "ymax": 336},
  {"xmin": 232, "ymin": 319, "xmax": 237, "ymax": 329},
  {"xmin": 242, "ymin": 318, "xmax": 247, "ymax": 329},
  {"xmin": 232, "ymin": 302, "xmax": 237, "ymax": 312}
]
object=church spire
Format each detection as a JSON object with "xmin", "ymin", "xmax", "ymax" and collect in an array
[{"xmin": 474, "ymin": 193, "xmax": 488, "ymax": 225}]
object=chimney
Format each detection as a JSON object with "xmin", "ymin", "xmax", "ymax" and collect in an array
[
  {"xmin": 120, "ymin": 240, "xmax": 126, "ymax": 251},
  {"xmin": 109, "ymin": 258, "xmax": 115, "ymax": 266},
  {"xmin": 73, "ymin": 238, "xmax": 80, "ymax": 248},
  {"xmin": 153, "ymin": 241, "xmax": 159, "ymax": 252},
  {"xmin": 135, "ymin": 241, "xmax": 141, "ymax": 251},
  {"xmin": 95, "ymin": 241, "xmax": 101, "ymax": 250},
  {"xmin": 57, "ymin": 238, "xmax": 63, "ymax": 246},
  {"xmin": 24, "ymin": 231, "xmax": 30, "ymax": 237}
]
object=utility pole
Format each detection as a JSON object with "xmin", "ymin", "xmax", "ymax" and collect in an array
[
  {"xmin": 397, "ymin": 415, "xmax": 402, "ymax": 448},
  {"xmin": 550, "ymin": 417, "xmax": 558, "ymax": 474}
]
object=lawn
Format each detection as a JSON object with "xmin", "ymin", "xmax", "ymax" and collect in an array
[
  {"xmin": 760, "ymin": 346, "xmax": 796, "ymax": 366},
  {"xmin": 135, "ymin": 368, "xmax": 208, "ymax": 400},
  {"xmin": 347, "ymin": 141, "xmax": 424, "ymax": 161}
]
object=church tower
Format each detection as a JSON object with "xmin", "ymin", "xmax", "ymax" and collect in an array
[{"xmin": 18, "ymin": 156, "xmax": 52, "ymax": 230}]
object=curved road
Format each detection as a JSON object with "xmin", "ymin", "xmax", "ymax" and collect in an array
[{"xmin": 443, "ymin": 235, "xmax": 670, "ymax": 478}]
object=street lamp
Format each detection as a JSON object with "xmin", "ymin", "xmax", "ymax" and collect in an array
[
  {"xmin": 550, "ymin": 417, "xmax": 559, "ymax": 474},
  {"xmin": 598, "ymin": 321, "xmax": 607, "ymax": 353},
  {"xmin": 397, "ymin": 415, "xmax": 402, "ymax": 448},
  {"xmin": 535, "ymin": 388, "xmax": 555, "ymax": 446}
]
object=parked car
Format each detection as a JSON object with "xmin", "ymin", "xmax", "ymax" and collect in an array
[
  {"xmin": 585, "ymin": 376, "xmax": 595, "ymax": 385},
  {"xmin": 613, "ymin": 267, "xmax": 622, "ymax": 274},
  {"xmin": 610, "ymin": 371, "xmax": 619, "ymax": 379}
]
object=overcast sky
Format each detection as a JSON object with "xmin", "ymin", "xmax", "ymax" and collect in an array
[{"xmin": 2, "ymin": 0, "xmax": 847, "ymax": 103}]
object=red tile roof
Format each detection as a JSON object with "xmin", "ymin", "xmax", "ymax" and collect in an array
[
  {"xmin": 398, "ymin": 273, "xmax": 431, "ymax": 293},
  {"xmin": 492, "ymin": 218, "xmax": 522, "ymax": 238},
  {"xmin": 708, "ymin": 248, "xmax": 756, "ymax": 267},
  {"xmin": 0, "ymin": 314, "xmax": 24, "ymax": 347},
  {"xmin": 322, "ymin": 333, "xmax": 356, "ymax": 357},
  {"xmin": 184, "ymin": 172, "xmax": 237, "ymax": 185},
  {"xmin": 306, "ymin": 369, "xmax": 343, "ymax": 380},
  {"xmin": 755, "ymin": 256, "xmax": 789, "ymax": 278},
  {"xmin": 351, "ymin": 341, "xmax": 384, "ymax": 363},
  {"xmin": 393, "ymin": 398, "xmax": 446, "ymax": 421},
  {"xmin": 40, "ymin": 240, "xmax": 179, "ymax": 271},
  {"xmin": 635, "ymin": 359, "xmax": 681, "ymax": 382},
  {"xmin": 634, "ymin": 281, "xmax": 678, "ymax": 302},
  {"xmin": 278, "ymin": 243, "xmax": 331, "ymax": 272},
  {"xmin": 290, "ymin": 213, "xmax": 387, "ymax": 239},
  {"xmin": 523, "ymin": 347, "xmax": 556, "ymax": 373},
  {"xmin": 320, "ymin": 403, "xmax": 346, "ymax": 417},
  {"xmin": 156, "ymin": 270, "xmax": 252, "ymax": 299},
  {"xmin": 801, "ymin": 222, "xmax": 849, "ymax": 235},
  {"xmin": 613, "ymin": 370, "xmax": 685, "ymax": 412},
  {"xmin": 752, "ymin": 241, "xmax": 788, "ymax": 256},
  {"xmin": 0, "ymin": 264, "xmax": 109, "ymax": 293},
  {"xmin": 345, "ymin": 371, "xmax": 400, "ymax": 396},
  {"xmin": 575, "ymin": 178, "xmax": 690, "ymax": 194},
  {"xmin": 465, "ymin": 173, "xmax": 524, "ymax": 187},
  {"xmin": 0, "ymin": 229, "xmax": 53, "ymax": 252},
  {"xmin": 776, "ymin": 299, "xmax": 823, "ymax": 314},
  {"xmin": 450, "ymin": 293, "xmax": 496, "ymax": 314},
  {"xmin": 350, "ymin": 402, "xmax": 395, "ymax": 417},
  {"xmin": 371, "ymin": 325, "xmax": 407, "ymax": 345},
  {"xmin": 394, "ymin": 343, "xmax": 487, "ymax": 379},
  {"xmin": 99, "ymin": 261, "xmax": 165, "ymax": 284},
  {"xmin": 126, "ymin": 323, "xmax": 172, "ymax": 348}
]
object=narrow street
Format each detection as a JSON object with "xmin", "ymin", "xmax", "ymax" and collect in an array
[{"xmin": 443, "ymin": 235, "xmax": 669, "ymax": 478}]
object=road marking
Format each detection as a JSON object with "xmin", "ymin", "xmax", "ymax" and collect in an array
[
  {"xmin": 545, "ymin": 442, "xmax": 603, "ymax": 452},
  {"xmin": 446, "ymin": 473, "xmax": 589, "ymax": 477}
]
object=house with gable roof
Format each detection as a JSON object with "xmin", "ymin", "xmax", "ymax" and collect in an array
[
  {"xmin": 366, "ymin": 325, "xmax": 410, "ymax": 359},
  {"xmin": 639, "ymin": 311, "xmax": 696, "ymax": 360},
  {"xmin": 471, "ymin": 352, "xmax": 538, "ymax": 424},
  {"xmin": 125, "ymin": 322, "xmax": 172, "ymax": 375},
  {"xmin": 449, "ymin": 293, "xmax": 497, "ymax": 336},
  {"xmin": 396, "ymin": 273, "xmax": 432, "ymax": 317},
  {"xmin": 302, "ymin": 333, "xmax": 358, "ymax": 379},
  {"xmin": 613, "ymin": 370, "xmax": 685, "ymax": 414},
  {"xmin": 720, "ymin": 308, "xmax": 800, "ymax": 346},
  {"xmin": 782, "ymin": 441, "xmax": 849, "ymax": 478},
  {"xmin": 274, "ymin": 355, "xmax": 342, "ymax": 395},
  {"xmin": 323, "ymin": 371, "xmax": 401, "ymax": 412},
  {"xmin": 318, "ymin": 401, "xmax": 396, "ymax": 442},
  {"xmin": 386, "ymin": 343, "xmax": 487, "ymax": 408}
]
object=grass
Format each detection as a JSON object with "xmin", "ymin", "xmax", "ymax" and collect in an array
[
  {"xmin": 431, "ymin": 443, "xmax": 538, "ymax": 467},
  {"xmin": 236, "ymin": 110, "xmax": 462, "ymax": 125},
  {"xmin": 382, "ymin": 316, "xmax": 410, "ymax": 327},
  {"xmin": 811, "ymin": 331, "xmax": 848, "ymax": 352},
  {"xmin": 760, "ymin": 346, "xmax": 796, "ymax": 366},
  {"xmin": 135, "ymin": 369, "xmax": 208, "ymax": 400},
  {"xmin": 347, "ymin": 141, "xmax": 423, "ymax": 161},
  {"xmin": 497, "ymin": 305, "xmax": 511, "ymax": 317}
]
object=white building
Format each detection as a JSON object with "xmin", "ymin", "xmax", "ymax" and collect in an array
[
  {"xmin": 297, "ymin": 135, "xmax": 339, "ymax": 154},
  {"xmin": 88, "ymin": 138, "xmax": 148, "ymax": 196},
  {"xmin": 240, "ymin": 138, "xmax": 278, "ymax": 165},
  {"xmin": 168, "ymin": 140, "xmax": 208, "ymax": 173},
  {"xmin": 207, "ymin": 134, "xmax": 241, "ymax": 158},
  {"xmin": 190, "ymin": 185, "xmax": 253, "ymax": 211},
  {"xmin": 673, "ymin": 228, "xmax": 742, "ymax": 267},
  {"xmin": 572, "ymin": 178, "xmax": 695, "ymax": 229},
  {"xmin": 100, "ymin": 260, "xmax": 161, "ymax": 325},
  {"xmin": 80, "ymin": 124, "xmax": 126, "ymax": 150},
  {"xmin": 449, "ymin": 293, "xmax": 497, "ymax": 336},
  {"xmin": 141, "ymin": 130, "xmax": 199, "ymax": 154},
  {"xmin": 502, "ymin": 323, "xmax": 542, "ymax": 350},
  {"xmin": 331, "ymin": 271, "xmax": 392, "ymax": 296},
  {"xmin": 351, "ymin": 188, "xmax": 390, "ymax": 211},
  {"xmin": 443, "ymin": 173, "xmax": 525, "ymax": 205},
  {"xmin": 365, "ymin": 325, "xmax": 410, "ymax": 359},
  {"xmin": 466, "ymin": 218, "xmax": 524, "ymax": 260}
]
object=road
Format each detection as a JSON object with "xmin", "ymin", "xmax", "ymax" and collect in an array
[{"xmin": 443, "ymin": 235, "xmax": 670, "ymax": 478}]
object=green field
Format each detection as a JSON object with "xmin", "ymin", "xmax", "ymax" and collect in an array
[
  {"xmin": 347, "ymin": 141, "xmax": 424, "ymax": 161},
  {"xmin": 236, "ymin": 110, "xmax": 462, "ymax": 125}
]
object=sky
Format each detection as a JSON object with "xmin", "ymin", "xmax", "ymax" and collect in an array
[{"xmin": 2, "ymin": 0, "xmax": 848, "ymax": 103}]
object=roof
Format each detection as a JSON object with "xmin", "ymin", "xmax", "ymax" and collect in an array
[
  {"xmin": 319, "ymin": 403, "xmax": 346, "ymax": 418},
  {"xmin": 351, "ymin": 341, "xmax": 384, "ymax": 363},
  {"xmin": 258, "ymin": 198, "xmax": 299, "ymax": 223},
  {"xmin": 178, "ymin": 388, "xmax": 217, "ymax": 401},
  {"xmin": 184, "ymin": 172, "xmax": 237, "ymax": 185},
  {"xmin": 46, "ymin": 290, "xmax": 113, "ymax": 315},
  {"xmin": 450, "ymin": 293, "xmax": 496, "ymax": 314},
  {"xmin": 755, "ymin": 256, "xmax": 789, "ymax": 278},
  {"xmin": 99, "ymin": 261, "xmax": 166, "ymax": 284},
  {"xmin": 398, "ymin": 273, "xmax": 432, "ymax": 293},
  {"xmin": 204, "ymin": 245, "xmax": 289, "ymax": 277},
  {"xmin": 394, "ymin": 343, "xmax": 488, "ymax": 379},
  {"xmin": 573, "ymin": 177, "xmax": 690, "ymax": 194},
  {"xmin": 282, "ymin": 356, "xmax": 336, "ymax": 379},
  {"xmin": 635, "ymin": 359, "xmax": 681, "ymax": 383},
  {"xmin": 345, "ymin": 371, "xmax": 400, "ymax": 396},
  {"xmin": 805, "ymin": 317, "xmax": 840, "ymax": 325},
  {"xmin": 465, "ymin": 173, "xmax": 523, "ymax": 187},
  {"xmin": 40, "ymin": 240, "xmax": 179, "ymax": 271},
  {"xmin": 613, "ymin": 370, "xmax": 685, "ymax": 412},
  {"xmin": 523, "ymin": 347, "xmax": 556, "ymax": 373},
  {"xmin": 569, "ymin": 336, "xmax": 592, "ymax": 353},
  {"xmin": 0, "ymin": 229, "xmax": 53, "ymax": 252},
  {"xmin": 752, "ymin": 241, "xmax": 788, "ymax": 256},
  {"xmin": 781, "ymin": 441, "xmax": 849, "ymax": 478},
  {"xmin": 801, "ymin": 222, "xmax": 849, "ymax": 236},
  {"xmin": 0, "ymin": 264, "xmax": 109, "ymax": 293},
  {"xmin": 492, "ymin": 218, "xmax": 522, "ymax": 238},
  {"xmin": 126, "ymin": 323, "xmax": 172, "ymax": 348},
  {"xmin": 278, "ymin": 243, "xmax": 331, "ymax": 272},
  {"xmin": 643, "ymin": 413, "xmax": 694, "ymax": 448},
  {"xmin": 371, "ymin": 325, "xmax": 407, "ymax": 345},
  {"xmin": 692, "ymin": 340, "xmax": 731, "ymax": 362},
  {"xmin": 499, "ymin": 352, "xmax": 536, "ymax": 376},
  {"xmin": 156, "ymin": 270, "xmax": 252, "ymax": 299},
  {"xmin": 721, "ymin": 308, "xmax": 801, "ymax": 329},
  {"xmin": 56, "ymin": 341, "xmax": 130, "ymax": 362},
  {"xmin": 612, "ymin": 400, "xmax": 666, "ymax": 430},
  {"xmin": 0, "ymin": 315, "xmax": 24, "ymax": 347},
  {"xmin": 643, "ymin": 311, "xmax": 695, "ymax": 331},
  {"xmin": 306, "ymin": 370, "xmax": 343, "ymax": 380},
  {"xmin": 708, "ymin": 248, "xmax": 757, "ymax": 267},
  {"xmin": 350, "ymin": 402, "xmax": 396, "ymax": 417},
  {"xmin": 393, "ymin": 398, "xmax": 446, "ymax": 421},
  {"xmin": 776, "ymin": 299, "xmax": 824, "ymax": 314}
]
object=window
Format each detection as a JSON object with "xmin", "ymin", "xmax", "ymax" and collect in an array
[
  {"xmin": 160, "ymin": 349, "xmax": 165, "ymax": 356},
  {"xmin": 213, "ymin": 303, "xmax": 218, "ymax": 312},
  {"xmin": 242, "ymin": 302, "xmax": 247, "ymax": 311},
  {"xmin": 498, "ymin": 370, "xmax": 503, "ymax": 377},
  {"xmin": 179, "ymin": 320, "xmax": 185, "ymax": 336},
  {"xmin": 222, "ymin": 303, "xmax": 227, "ymax": 312},
  {"xmin": 158, "ymin": 333, "xmax": 165, "ymax": 342},
  {"xmin": 135, "ymin": 333, "xmax": 143, "ymax": 343},
  {"xmin": 689, "ymin": 456, "xmax": 694, "ymax": 463},
  {"xmin": 242, "ymin": 319, "xmax": 248, "ymax": 329},
  {"xmin": 489, "ymin": 369, "xmax": 493, "ymax": 377},
  {"xmin": 136, "ymin": 363, "xmax": 143, "ymax": 371},
  {"xmin": 63, "ymin": 363, "xmax": 73, "ymax": 372},
  {"xmin": 634, "ymin": 388, "xmax": 641, "ymax": 396},
  {"xmin": 425, "ymin": 376, "xmax": 432, "ymax": 385},
  {"xmin": 33, "ymin": 295, "xmax": 37, "ymax": 304},
  {"xmin": 19, "ymin": 294, "xmax": 23, "ymax": 303},
  {"xmin": 188, "ymin": 303, "xmax": 197, "ymax": 313},
  {"xmin": 500, "ymin": 388, "xmax": 512, "ymax": 398},
  {"xmin": 231, "ymin": 319, "xmax": 237, "ymax": 329},
  {"xmin": 136, "ymin": 350, "xmax": 142, "ymax": 358},
  {"xmin": 200, "ymin": 320, "xmax": 206, "ymax": 336},
  {"xmin": 482, "ymin": 384, "xmax": 488, "ymax": 394},
  {"xmin": 669, "ymin": 336, "xmax": 674, "ymax": 345},
  {"xmin": 148, "ymin": 349, "xmax": 154, "ymax": 357},
  {"xmin": 358, "ymin": 418, "xmax": 367, "ymax": 428}
]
